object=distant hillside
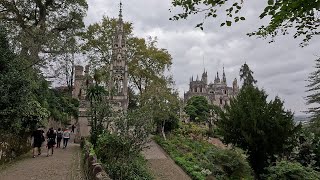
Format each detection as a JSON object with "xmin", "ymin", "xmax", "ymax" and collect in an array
[{"xmin": 294, "ymin": 114, "xmax": 311, "ymax": 124}]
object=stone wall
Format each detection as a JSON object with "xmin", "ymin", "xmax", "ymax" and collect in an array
[
  {"xmin": 81, "ymin": 139, "xmax": 111, "ymax": 180},
  {"xmin": 0, "ymin": 133, "xmax": 31, "ymax": 164}
]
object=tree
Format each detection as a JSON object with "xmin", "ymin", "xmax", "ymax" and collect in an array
[
  {"xmin": 306, "ymin": 57, "xmax": 320, "ymax": 128},
  {"xmin": 185, "ymin": 96, "xmax": 210, "ymax": 122},
  {"xmin": 140, "ymin": 80, "xmax": 180, "ymax": 140},
  {"xmin": 96, "ymin": 108, "xmax": 153, "ymax": 180},
  {"xmin": 170, "ymin": 0, "xmax": 319, "ymax": 46},
  {"xmin": 48, "ymin": 34, "xmax": 79, "ymax": 95},
  {"xmin": 0, "ymin": 27, "xmax": 49, "ymax": 134},
  {"xmin": 240, "ymin": 62, "xmax": 257, "ymax": 87},
  {"xmin": 81, "ymin": 17, "xmax": 172, "ymax": 95},
  {"xmin": 86, "ymin": 84, "xmax": 111, "ymax": 147},
  {"xmin": 0, "ymin": 0, "xmax": 87, "ymax": 65},
  {"xmin": 45, "ymin": 88, "xmax": 79, "ymax": 125},
  {"xmin": 81, "ymin": 17, "xmax": 132, "ymax": 66},
  {"xmin": 128, "ymin": 37, "xmax": 172, "ymax": 95},
  {"xmin": 217, "ymin": 85, "xmax": 299, "ymax": 175}
]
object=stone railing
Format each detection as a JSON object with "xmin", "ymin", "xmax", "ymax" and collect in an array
[{"xmin": 81, "ymin": 139, "xmax": 111, "ymax": 180}]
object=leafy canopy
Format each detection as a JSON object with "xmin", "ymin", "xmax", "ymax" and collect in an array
[
  {"xmin": 0, "ymin": 0, "xmax": 88, "ymax": 64},
  {"xmin": 0, "ymin": 28, "xmax": 49, "ymax": 134},
  {"xmin": 185, "ymin": 96, "xmax": 210, "ymax": 122},
  {"xmin": 170, "ymin": 0, "xmax": 319, "ymax": 46},
  {"xmin": 81, "ymin": 17, "xmax": 172, "ymax": 95}
]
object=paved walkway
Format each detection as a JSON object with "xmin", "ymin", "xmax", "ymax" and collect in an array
[
  {"xmin": 142, "ymin": 140, "xmax": 191, "ymax": 180},
  {"xmin": 0, "ymin": 141, "xmax": 83, "ymax": 180}
]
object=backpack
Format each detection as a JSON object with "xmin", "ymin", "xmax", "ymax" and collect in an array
[{"xmin": 57, "ymin": 131, "xmax": 63, "ymax": 138}]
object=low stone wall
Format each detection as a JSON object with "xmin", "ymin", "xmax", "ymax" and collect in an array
[
  {"xmin": 81, "ymin": 139, "xmax": 111, "ymax": 180},
  {"xmin": 0, "ymin": 133, "xmax": 31, "ymax": 164}
]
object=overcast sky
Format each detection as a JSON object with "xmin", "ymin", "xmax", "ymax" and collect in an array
[{"xmin": 84, "ymin": 0, "xmax": 319, "ymax": 115}]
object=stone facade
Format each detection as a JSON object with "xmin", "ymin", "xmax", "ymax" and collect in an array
[{"xmin": 184, "ymin": 68, "xmax": 239, "ymax": 108}]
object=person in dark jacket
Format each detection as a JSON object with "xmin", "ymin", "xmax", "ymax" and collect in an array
[
  {"xmin": 31, "ymin": 127, "xmax": 45, "ymax": 158},
  {"xmin": 56, "ymin": 128, "xmax": 63, "ymax": 148},
  {"xmin": 46, "ymin": 127, "xmax": 56, "ymax": 157}
]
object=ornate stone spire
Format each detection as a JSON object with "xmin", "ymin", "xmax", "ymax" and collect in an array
[
  {"xmin": 109, "ymin": 0, "xmax": 128, "ymax": 110},
  {"xmin": 222, "ymin": 66, "xmax": 226, "ymax": 84},
  {"xmin": 119, "ymin": 0, "xmax": 123, "ymax": 20},
  {"xmin": 202, "ymin": 69, "xmax": 208, "ymax": 84},
  {"xmin": 216, "ymin": 72, "xmax": 220, "ymax": 83}
]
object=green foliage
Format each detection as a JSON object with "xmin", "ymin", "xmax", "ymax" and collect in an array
[
  {"xmin": 86, "ymin": 84, "xmax": 111, "ymax": 147},
  {"xmin": 262, "ymin": 161, "xmax": 320, "ymax": 180},
  {"xmin": 306, "ymin": 57, "xmax": 320, "ymax": 127},
  {"xmin": 288, "ymin": 129, "xmax": 320, "ymax": 171},
  {"xmin": 45, "ymin": 88, "xmax": 79, "ymax": 124},
  {"xmin": 96, "ymin": 131, "xmax": 152, "ymax": 180},
  {"xmin": 140, "ymin": 80, "xmax": 180, "ymax": 135},
  {"xmin": 0, "ymin": 28, "xmax": 49, "ymax": 134},
  {"xmin": 217, "ymin": 85, "xmax": 299, "ymax": 174},
  {"xmin": 0, "ymin": 0, "xmax": 88, "ymax": 64},
  {"xmin": 155, "ymin": 126, "xmax": 253, "ymax": 180},
  {"xmin": 185, "ymin": 96, "xmax": 209, "ymax": 122},
  {"xmin": 206, "ymin": 148, "xmax": 254, "ymax": 180},
  {"xmin": 175, "ymin": 122, "xmax": 208, "ymax": 139},
  {"xmin": 170, "ymin": 0, "xmax": 319, "ymax": 46},
  {"xmin": 81, "ymin": 17, "xmax": 132, "ymax": 66},
  {"xmin": 239, "ymin": 62, "xmax": 257, "ymax": 87},
  {"xmin": 81, "ymin": 17, "xmax": 172, "ymax": 95}
]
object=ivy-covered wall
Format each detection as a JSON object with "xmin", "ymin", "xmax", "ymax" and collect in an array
[{"xmin": 0, "ymin": 134, "xmax": 31, "ymax": 164}]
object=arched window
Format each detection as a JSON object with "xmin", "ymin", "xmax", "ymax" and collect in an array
[{"xmin": 220, "ymin": 98, "xmax": 223, "ymax": 105}]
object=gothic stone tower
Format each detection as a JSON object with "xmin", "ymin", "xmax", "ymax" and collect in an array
[{"xmin": 109, "ymin": 2, "xmax": 129, "ymax": 111}]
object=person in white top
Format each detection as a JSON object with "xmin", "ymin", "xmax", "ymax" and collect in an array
[{"xmin": 62, "ymin": 128, "xmax": 71, "ymax": 149}]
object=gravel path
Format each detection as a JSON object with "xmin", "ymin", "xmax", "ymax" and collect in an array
[
  {"xmin": 142, "ymin": 140, "xmax": 191, "ymax": 180},
  {"xmin": 0, "ymin": 139, "xmax": 84, "ymax": 180}
]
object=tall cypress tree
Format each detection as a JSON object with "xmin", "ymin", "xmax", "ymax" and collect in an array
[
  {"xmin": 240, "ymin": 62, "xmax": 257, "ymax": 87},
  {"xmin": 217, "ymin": 64, "xmax": 298, "ymax": 175},
  {"xmin": 306, "ymin": 57, "xmax": 320, "ymax": 133}
]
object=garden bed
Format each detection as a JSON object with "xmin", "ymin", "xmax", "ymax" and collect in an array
[{"xmin": 154, "ymin": 132, "xmax": 253, "ymax": 180}]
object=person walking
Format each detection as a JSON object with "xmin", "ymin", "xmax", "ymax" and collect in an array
[
  {"xmin": 56, "ymin": 128, "xmax": 63, "ymax": 148},
  {"xmin": 31, "ymin": 127, "xmax": 45, "ymax": 158},
  {"xmin": 71, "ymin": 124, "xmax": 75, "ymax": 133},
  {"xmin": 46, "ymin": 128, "xmax": 56, "ymax": 157},
  {"xmin": 63, "ymin": 128, "xmax": 71, "ymax": 149}
]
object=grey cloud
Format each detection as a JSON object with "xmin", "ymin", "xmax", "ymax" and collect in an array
[{"xmin": 85, "ymin": 0, "xmax": 320, "ymax": 115}]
